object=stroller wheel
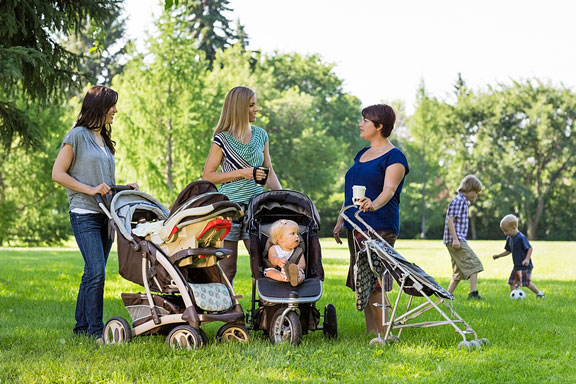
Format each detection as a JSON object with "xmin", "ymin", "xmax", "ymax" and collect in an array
[
  {"xmin": 322, "ymin": 304, "xmax": 338, "ymax": 339},
  {"xmin": 457, "ymin": 340, "xmax": 472, "ymax": 350},
  {"xmin": 478, "ymin": 338, "xmax": 490, "ymax": 346},
  {"xmin": 103, "ymin": 317, "xmax": 132, "ymax": 345},
  {"xmin": 270, "ymin": 308, "xmax": 302, "ymax": 345},
  {"xmin": 166, "ymin": 325, "xmax": 204, "ymax": 349},
  {"xmin": 216, "ymin": 324, "xmax": 250, "ymax": 343},
  {"xmin": 369, "ymin": 336, "xmax": 389, "ymax": 346},
  {"xmin": 469, "ymin": 340, "xmax": 481, "ymax": 349},
  {"xmin": 198, "ymin": 328, "xmax": 209, "ymax": 346}
]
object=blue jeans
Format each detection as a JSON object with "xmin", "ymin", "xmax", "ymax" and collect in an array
[{"xmin": 70, "ymin": 212, "xmax": 113, "ymax": 338}]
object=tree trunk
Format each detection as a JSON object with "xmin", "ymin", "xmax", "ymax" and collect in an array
[
  {"xmin": 166, "ymin": 121, "xmax": 173, "ymax": 192},
  {"xmin": 420, "ymin": 140, "xmax": 427, "ymax": 239},
  {"xmin": 469, "ymin": 213, "xmax": 477, "ymax": 240}
]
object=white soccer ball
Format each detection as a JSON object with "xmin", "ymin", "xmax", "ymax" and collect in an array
[{"xmin": 510, "ymin": 289, "xmax": 526, "ymax": 300}]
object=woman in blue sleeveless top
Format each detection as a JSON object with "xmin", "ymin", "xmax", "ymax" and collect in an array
[
  {"xmin": 333, "ymin": 104, "xmax": 409, "ymax": 335},
  {"xmin": 203, "ymin": 86, "xmax": 282, "ymax": 284}
]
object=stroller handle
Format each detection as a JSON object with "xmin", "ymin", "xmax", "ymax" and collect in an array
[
  {"xmin": 338, "ymin": 205, "xmax": 390, "ymax": 245},
  {"xmin": 95, "ymin": 184, "xmax": 136, "ymax": 218}
]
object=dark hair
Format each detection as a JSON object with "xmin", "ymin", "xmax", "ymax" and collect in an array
[
  {"xmin": 75, "ymin": 85, "xmax": 118, "ymax": 154},
  {"xmin": 361, "ymin": 104, "xmax": 396, "ymax": 138}
]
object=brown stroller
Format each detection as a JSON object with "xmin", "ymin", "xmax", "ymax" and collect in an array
[{"xmin": 100, "ymin": 181, "xmax": 249, "ymax": 348}]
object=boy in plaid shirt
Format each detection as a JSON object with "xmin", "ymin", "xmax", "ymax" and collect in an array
[{"xmin": 443, "ymin": 175, "xmax": 484, "ymax": 299}]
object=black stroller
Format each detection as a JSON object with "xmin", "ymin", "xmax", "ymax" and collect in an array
[
  {"xmin": 340, "ymin": 205, "xmax": 489, "ymax": 350},
  {"xmin": 99, "ymin": 181, "xmax": 249, "ymax": 348},
  {"xmin": 246, "ymin": 190, "xmax": 337, "ymax": 345}
]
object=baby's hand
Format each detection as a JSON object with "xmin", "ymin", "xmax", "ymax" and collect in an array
[{"xmin": 277, "ymin": 259, "xmax": 286, "ymax": 268}]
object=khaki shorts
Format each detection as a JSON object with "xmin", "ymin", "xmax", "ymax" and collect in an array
[{"xmin": 446, "ymin": 241, "xmax": 484, "ymax": 280}]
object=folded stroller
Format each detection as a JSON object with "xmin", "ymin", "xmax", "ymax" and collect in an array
[
  {"xmin": 99, "ymin": 181, "xmax": 249, "ymax": 349},
  {"xmin": 340, "ymin": 205, "xmax": 489, "ymax": 350},
  {"xmin": 246, "ymin": 190, "xmax": 337, "ymax": 345}
]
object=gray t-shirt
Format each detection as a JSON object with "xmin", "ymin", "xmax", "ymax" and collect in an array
[{"xmin": 62, "ymin": 126, "xmax": 116, "ymax": 213}]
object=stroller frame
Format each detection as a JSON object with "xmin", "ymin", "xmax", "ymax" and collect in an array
[
  {"xmin": 98, "ymin": 183, "xmax": 248, "ymax": 349},
  {"xmin": 246, "ymin": 190, "xmax": 337, "ymax": 345},
  {"xmin": 340, "ymin": 205, "xmax": 488, "ymax": 349}
]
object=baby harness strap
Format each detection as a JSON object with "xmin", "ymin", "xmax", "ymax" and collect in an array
[{"xmin": 262, "ymin": 237, "xmax": 304, "ymax": 269}]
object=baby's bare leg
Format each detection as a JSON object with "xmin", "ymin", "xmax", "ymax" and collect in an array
[{"xmin": 266, "ymin": 269, "xmax": 287, "ymax": 282}]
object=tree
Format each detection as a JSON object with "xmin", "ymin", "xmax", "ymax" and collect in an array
[
  {"xmin": 0, "ymin": 0, "xmax": 121, "ymax": 150},
  {"xmin": 0, "ymin": 100, "xmax": 73, "ymax": 245},
  {"xmin": 112, "ymin": 10, "xmax": 213, "ymax": 204},
  {"xmin": 181, "ymin": 0, "xmax": 236, "ymax": 66},
  {"xmin": 65, "ymin": 6, "xmax": 129, "ymax": 87},
  {"xmin": 401, "ymin": 84, "xmax": 448, "ymax": 239},
  {"xmin": 444, "ymin": 80, "xmax": 576, "ymax": 239}
]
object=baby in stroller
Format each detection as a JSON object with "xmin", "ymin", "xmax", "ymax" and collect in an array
[
  {"xmin": 247, "ymin": 190, "xmax": 337, "ymax": 345},
  {"xmin": 264, "ymin": 219, "xmax": 306, "ymax": 287}
]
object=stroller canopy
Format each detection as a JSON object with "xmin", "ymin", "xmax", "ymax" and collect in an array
[
  {"xmin": 248, "ymin": 190, "xmax": 324, "ymax": 280},
  {"xmin": 247, "ymin": 190, "xmax": 321, "ymax": 228},
  {"xmin": 110, "ymin": 191, "xmax": 170, "ymax": 242}
]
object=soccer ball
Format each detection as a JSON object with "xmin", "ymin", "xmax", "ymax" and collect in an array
[{"xmin": 510, "ymin": 289, "xmax": 526, "ymax": 300}]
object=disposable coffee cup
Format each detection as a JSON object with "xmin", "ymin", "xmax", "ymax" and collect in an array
[{"xmin": 352, "ymin": 185, "xmax": 366, "ymax": 205}]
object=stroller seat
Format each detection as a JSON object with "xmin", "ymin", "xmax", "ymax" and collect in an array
[{"xmin": 257, "ymin": 278, "xmax": 322, "ymax": 303}]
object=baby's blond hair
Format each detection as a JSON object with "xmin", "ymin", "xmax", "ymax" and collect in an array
[
  {"xmin": 269, "ymin": 219, "xmax": 299, "ymax": 244},
  {"xmin": 500, "ymin": 214, "xmax": 518, "ymax": 229}
]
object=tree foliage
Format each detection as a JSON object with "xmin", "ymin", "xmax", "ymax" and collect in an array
[
  {"xmin": 65, "ymin": 6, "xmax": 129, "ymax": 87},
  {"xmin": 4, "ymin": 3, "xmax": 576, "ymax": 244},
  {"xmin": 112, "ymin": 10, "xmax": 213, "ymax": 205},
  {"xmin": 0, "ymin": 0, "xmax": 121, "ymax": 149}
]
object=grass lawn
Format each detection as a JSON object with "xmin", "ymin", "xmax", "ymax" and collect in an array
[{"xmin": 1, "ymin": 239, "xmax": 575, "ymax": 383}]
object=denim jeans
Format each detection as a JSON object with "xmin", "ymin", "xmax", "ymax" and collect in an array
[{"xmin": 70, "ymin": 212, "xmax": 113, "ymax": 338}]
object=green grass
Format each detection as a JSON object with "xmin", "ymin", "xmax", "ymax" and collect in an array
[{"xmin": 1, "ymin": 240, "xmax": 575, "ymax": 383}]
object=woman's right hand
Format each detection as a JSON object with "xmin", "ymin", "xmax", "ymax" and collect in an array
[
  {"xmin": 90, "ymin": 183, "xmax": 111, "ymax": 196},
  {"xmin": 333, "ymin": 221, "xmax": 343, "ymax": 244},
  {"xmin": 238, "ymin": 167, "xmax": 256, "ymax": 180}
]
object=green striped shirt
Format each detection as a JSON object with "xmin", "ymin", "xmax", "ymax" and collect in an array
[{"xmin": 214, "ymin": 126, "xmax": 268, "ymax": 204}]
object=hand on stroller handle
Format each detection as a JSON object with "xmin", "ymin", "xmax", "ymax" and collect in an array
[
  {"xmin": 95, "ymin": 184, "xmax": 138, "ymax": 205},
  {"xmin": 336, "ymin": 205, "xmax": 390, "ymax": 246}
]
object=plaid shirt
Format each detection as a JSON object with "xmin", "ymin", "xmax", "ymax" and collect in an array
[{"xmin": 443, "ymin": 192, "xmax": 469, "ymax": 244}]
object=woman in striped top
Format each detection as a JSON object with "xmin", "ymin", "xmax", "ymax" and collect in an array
[{"xmin": 203, "ymin": 86, "xmax": 282, "ymax": 284}]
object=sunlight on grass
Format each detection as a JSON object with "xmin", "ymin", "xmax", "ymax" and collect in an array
[{"xmin": 1, "ymin": 240, "xmax": 575, "ymax": 383}]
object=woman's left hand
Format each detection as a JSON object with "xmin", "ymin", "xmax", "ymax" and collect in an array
[
  {"xmin": 128, "ymin": 183, "xmax": 140, "ymax": 191},
  {"xmin": 358, "ymin": 197, "xmax": 375, "ymax": 212}
]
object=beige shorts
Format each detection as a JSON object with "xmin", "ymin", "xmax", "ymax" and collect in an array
[{"xmin": 446, "ymin": 241, "xmax": 484, "ymax": 280}]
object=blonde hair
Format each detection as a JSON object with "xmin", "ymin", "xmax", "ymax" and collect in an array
[
  {"xmin": 270, "ymin": 219, "xmax": 299, "ymax": 244},
  {"xmin": 458, "ymin": 174, "xmax": 483, "ymax": 193},
  {"xmin": 500, "ymin": 214, "xmax": 518, "ymax": 229},
  {"xmin": 213, "ymin": 86, "xmax": 255, "ymax": 139}
]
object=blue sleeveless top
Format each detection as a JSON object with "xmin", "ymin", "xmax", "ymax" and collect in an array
[{"xmin": 343, "ymin": 147, "xmax": 409, "ymax": 234}]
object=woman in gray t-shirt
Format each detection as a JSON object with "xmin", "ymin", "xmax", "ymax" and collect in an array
[{"xmin": 52, "ymin": 85, "xmax": 138, "ymax": 343}]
